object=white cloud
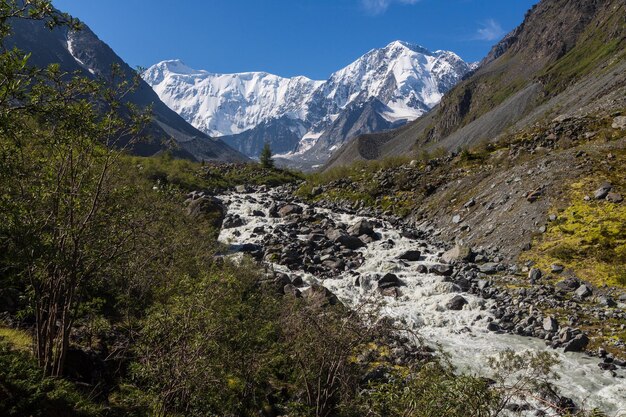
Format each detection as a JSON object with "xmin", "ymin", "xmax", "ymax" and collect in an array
[
  {"xmin": 475, "ymin": 19, "xmax": 505, "ymax": 41},
  {"xmin": 361, "ymin": 0, "xmax": 420, "ymax": 15}
]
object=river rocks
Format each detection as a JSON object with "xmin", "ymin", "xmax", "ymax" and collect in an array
[
  {"xmin": 378, "ymin": 273, "xmax": 402, "ymax": 289},
  {"xmin": 278, "ymin": 204, "xmax": 303, "ymax": 217},
  {"xmin": 348, "ymin": 219, "xmax": 374, "ymax": 237},
  {"xmin": 326, "ymin": 228, "xmax": 346, "ymax": 242},
  {"xmin": 336, "ymin": 235, "xmax": 366, "ymax": 250},
  {"xmin": 223, "ymin": 214, "xmax": 246, "ymax": 229},
  {"xmin": 398, "ymin": 250, "xmax": 421, "ymax": 261},
  {"xmin": 379, "ymin": 287, "xmax": 402, "ymax": 298},
  {"xmin": 543, "ymin": 316, "xmax": 559, "ymax": 332},
  {"xmin": 487, "ymin": 322, "xmax": 501, "ymax": 332},
  {"xmin": 442, "ymin": 244, "xmax": 473, "ymax": 263},
  {"xmin": 430, "ymin": 264, "xmax": 454, "ymax": 276},
  {"xmin": 563, "ymin": 333, "xmax": 589, "ymax": 353},
  {"xmin": 446, "ymin": 295, "xmax": 468, "ymax": 310},
  {"xmin": 235, "ymin": 184, "xmax": 251, "ymax": 193}
]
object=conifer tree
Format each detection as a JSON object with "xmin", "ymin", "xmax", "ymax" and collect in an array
[{"xmin": 260, "ymin": 142, "xmax": 274, "ymax": 169}]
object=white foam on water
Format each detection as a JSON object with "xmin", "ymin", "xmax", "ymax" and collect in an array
[{"xmin": 218, "ymin": 191, "xmax": 626, "ymax": 415}]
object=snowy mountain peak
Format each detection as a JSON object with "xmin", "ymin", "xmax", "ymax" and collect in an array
[
  {"xmin": 143, "ymin": 41, "xmax": 472, "ymax": 166},
  {"xmin": 385, "ymin": 40, "xmax": 431, "ymax": 54}
]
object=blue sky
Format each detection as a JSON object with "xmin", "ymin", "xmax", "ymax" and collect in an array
[{"xmin": 52, "ymin": 0, "xmax": 538, "ymax": 80}]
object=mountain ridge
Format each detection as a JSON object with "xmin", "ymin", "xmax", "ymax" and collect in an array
[
  {"xmin": 7, "ymin": 13, "xmax": 248, "ymax": 163},
  {"xmin": 325, "ymin": 0, "xmax": 626, "ymax": 170},
  {"xmin": 144, "ymin": 41, "xmax": 472, "ymax": 167}
]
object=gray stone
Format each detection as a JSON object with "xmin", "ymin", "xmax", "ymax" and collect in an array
[
  {"xmin": 442, "ymin": 244, "xmax": 473, "ymax": 263},
  {"xmin": 326, "ymin": 228, "xmax": 346, "ymax": 242},
  {"xmin": 446, "ymin": 295, "xmax": 468, "ymax": 311},
  {"xmin": 378, "ymin": 273, "xmax": 402, "ymax": 289},
  {"xmin": 479, "ymin": 263, "xmax": 499, "ymax": 274},
  {"xmin": 550, "ymin": 264, "xmax": 564, "ymax": 274},
  {"xmin": 543, "ymin": 316, "xmax": 559, "ymax": 332},
  {"xmin": 398, "ymin": 250, "xmax": 421, "ymax": 262},
  {"xmin": 612, "ymin": 115, "xmax": 626, "ymax": 130},
  {"xmin": 563, "ymin": 334, "xmax": 589, "ymax": 353},
  {"xmin": 464, "ymin": 199, "xmax": 476, "ymax": 209},
  {"xmin": 606, "ymin": 192, "xmax": 623, "ymax": 203},
  {"xmin": 235, "ymin": 185, "xmax": 249, "ymax": 193},
  {"xmin": 597, "ymin": 296, "xmax": 617, "ymax": 308},
  {"xmin": 452, "ymin": 214, "xmax": 462, "ymax": 224},
  {"xmin": 278, "ymin": 204, "xmax": 303, "ymax": 217},
  {"xmin": 528, "ymin": 268, "xmax": 542, "ymax": 282},
  {"xmin": 594, "ymin": 183, "xmax": 612, "ymax": 200},
  {"xmin": 348, "ymin": 220, "xmax": 374, "ymax": 237},
  {"xmin": 575, "ymin": 284, "xmax": 592, "ymax": 298},
  {"xmin": 336, "ymin": 235, "xmax": 366, "ymax": 250}
]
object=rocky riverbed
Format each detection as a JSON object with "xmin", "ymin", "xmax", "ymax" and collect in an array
[{"xmin": 216, "ymin": 185, "xmax": 626, "ymax": 415}]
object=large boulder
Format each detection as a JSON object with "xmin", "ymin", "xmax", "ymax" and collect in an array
[
  {"xmin": 446, "ymin": 295, "xmax": 468, "ymax": 310},
  {"xmin": 222, "ymin": 214, "xmax": 246, "ymax": 229},
  {"xmin": 278, "ymin": 204, "xmax": 303, "ymax": 217},
  {"xmin": 612, "ymin": 115, "xmax": 626, "ymax": 130},
  {"xmin": 543, "ymin": 316, "xmax": 558, "ymax": 332},
  {"xmin": 336, "ymin": 235, "xmax": 366, "ymax": 250},
  {"xmin": 563, "ymin": 334, "xmax": 589, "ymax": 353},
  {"xmin": 326, "ymin": 228, "xmax": 347, "ymax": 242},
  {"xmin": 442, "ymin": 244, "xmax": 473, "ymax": 263},
  {"xmin": 575, "ymin": 284, "xmax": 592, "ymax": 298},
  {"xmin": 302, "ymin": 284, "xmax": 339, "ymax": 306},
  {"xmin": 398, "ymin": 250, "xmax": 421, "ymax": 262},
  {"xmin": 186, "ymin": 195, "xmax": 225, "ymax": 228},
  {"xmin": 594, "ymin": 182, "xmax": 612, "ymax": 200},
  {"xmin": 378, "ymin": 273, "xmax": 402, "ymax": 289},
  {"xmin": 348, "ymin": 220, "xmax": 374, "ymax": 237},
  {"xmin": 479, "ymin": 263, "xmax": 499, "ymax": 274}
]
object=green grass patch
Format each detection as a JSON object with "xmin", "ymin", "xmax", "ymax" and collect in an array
[
  {"xmin": 0, "ymin": 327, "xmax": 32, "ymax": 352},
  {"xmin": 524, "ymin": 177, "xmax": 626, "ymax": 288},
  {"xmin": 129, "ymin": 153, "xmax": 303, "ymax": 192}
]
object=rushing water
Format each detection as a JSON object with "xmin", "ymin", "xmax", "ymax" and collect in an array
[{"xmin": 218, "ymin": 190, "xmax": 626, "ymax": 415}]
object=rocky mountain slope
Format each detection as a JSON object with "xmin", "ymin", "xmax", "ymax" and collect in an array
[
  {"xmin": 144, "ymin": 41, "xmax": 473, "ymax": 167},
  {"xmin": 8, "ymin": 13, "xmax": 248, "ymax": 163},
  {"xmin": 326, "ymin": 0, "xmax": 626, "ymax": 170}
]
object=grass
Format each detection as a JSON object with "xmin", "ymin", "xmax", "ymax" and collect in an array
[
  {"xmin": 523, "ymin": 176, "xmax": 626, "ymax": 288},
  {"xmin": 129, "ymin": 153, "xmax": 304, "ymax": 192},
  {"xmin": 0, "ymin": 327, "xmax": 32, "ymax": 351}
]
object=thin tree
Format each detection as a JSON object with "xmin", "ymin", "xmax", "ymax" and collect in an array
[{"xmin": 260, "ymin": 142, "xmax": 274, "ymax": 169}]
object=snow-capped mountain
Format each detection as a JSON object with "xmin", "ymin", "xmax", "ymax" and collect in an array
[
  {"xmin": 144, "ymin": 41, "xmax": 473, "ymax": 167},
  {"xmin": 143, "ymin": 61, "xmax": 323, "ymax": 138}
]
